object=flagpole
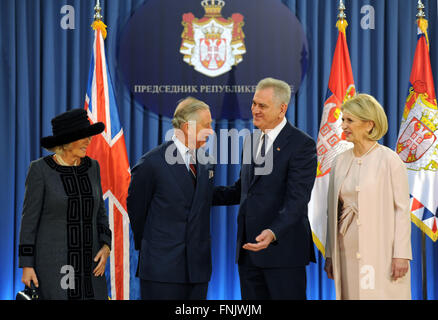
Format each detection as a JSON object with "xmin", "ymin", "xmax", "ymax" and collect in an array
[
  {"xmin": 416, "ymin": 0, "xmax": 428, "ymax": 301},
  {"xmin": 421, "ymin": 233, "xmax": 427, "ymax": 300}
]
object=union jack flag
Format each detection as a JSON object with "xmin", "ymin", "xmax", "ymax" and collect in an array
[{"xmin": 84, "ymin": 19, "xmax": 131, "ymax": 299}]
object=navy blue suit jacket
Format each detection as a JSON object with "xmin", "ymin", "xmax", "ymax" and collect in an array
[
  {"xmin": 127, "ymin": 141, "xmax": 214, "ymax": 284},
  {"xmin": 213, "ymin": 122, "xmax": 317, "ymax": 268}
]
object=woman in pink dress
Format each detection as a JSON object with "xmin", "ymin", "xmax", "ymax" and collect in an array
[{"xmin": 324, "ymin": 94, "xmax": 412, "ymax": 300}]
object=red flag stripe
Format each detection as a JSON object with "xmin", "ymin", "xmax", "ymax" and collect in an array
[
  {"xmin": 113, "ymin": 204, "xmax": 124, "ymax": 300},
  {"xmin": 409, "ymin": 35, "xmax": 437, "ymax": 103},
  {"xmin": 328, "ymin": 31, "xmax": 355, "ymax": 105}
]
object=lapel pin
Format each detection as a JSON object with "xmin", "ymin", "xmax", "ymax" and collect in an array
[{"xmin": 277, "ymin": 147, "xmax": 281, "ymax": 151}]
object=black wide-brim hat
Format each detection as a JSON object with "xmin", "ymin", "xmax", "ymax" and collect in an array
[{"xmin": 41, "ymin": 108, "xmax": 105, "ymax": 149}]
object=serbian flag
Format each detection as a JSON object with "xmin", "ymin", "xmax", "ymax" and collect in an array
[
  {"xmin": 396, "ymin": 17, "xmax": 438, "ymax": 242},
  {"xmin": 308, "ymin": 17, "xmax": 355, "ymax": 255},
  {"xmin": 84, "ymin": 19, "xmax": 131, "ymax": 299}
]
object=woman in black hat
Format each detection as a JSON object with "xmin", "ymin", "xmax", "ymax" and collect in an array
[{"xmin": 18, "ymin": 109, "xmax": 112, "ymax": 300}]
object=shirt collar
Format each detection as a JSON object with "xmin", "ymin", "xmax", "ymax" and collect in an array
[
  {"xmin": 172, "ymin": 135, "xmax": 190, "ymax": 157},
  {"xmin": 262, "ymin": 117, "xmax": 287, "ymax": 142}
]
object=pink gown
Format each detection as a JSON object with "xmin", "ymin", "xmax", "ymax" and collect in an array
[{"xmin": 338, "ymin": 157, "xmax": 362, "ymax": 300}]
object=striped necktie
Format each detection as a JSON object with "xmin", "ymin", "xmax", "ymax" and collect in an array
[
  {"xmin": 251, "ymin": 133, "xmax": 266, "ymax": 183},
  {"xmin": 188, "ymin": 150, "xmax": 197, "ymax": 182},
  {"xmin": 255, "ymin": 133, "xmax": 266, "ymax": 165}
]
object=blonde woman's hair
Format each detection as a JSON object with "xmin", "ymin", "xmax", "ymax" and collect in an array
[
  {"xmin": 256, "ymin": 77, "xmax": 292, "ymax": 106},
  {"xmin": 46, "ymin": 143, "xmax": 71, "ymax": 155},
  {"xmin": 341, "ymin": 93, "xmax": 388, "ymax": 141},
  {"xmin": 171, "ymin": 97, "xmax": 210, "ymax": 129}
]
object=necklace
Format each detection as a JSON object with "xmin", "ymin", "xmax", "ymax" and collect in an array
[
  {"xmin": 54, "ymin": 154, "xmax": 79, "ymax": 166},
  {"xmin": 356, "ymin": 142, "xmax": 378, "ymax": 159}
]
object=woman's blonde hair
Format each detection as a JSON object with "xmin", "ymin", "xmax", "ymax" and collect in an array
[
  {"xmin": 341, "ymin": 93, "xmax": 388, "ymax": 141},
  {"xmin": 46, "ymin": 143, "xmax": 71, "ymax": 155}
]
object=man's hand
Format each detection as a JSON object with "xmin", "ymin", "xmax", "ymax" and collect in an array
[{"xmin": 242, "ymin": 229, "xmax": 274, "ymax": 252}]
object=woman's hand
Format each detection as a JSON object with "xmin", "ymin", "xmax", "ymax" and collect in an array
[
  {"xmin": 22, "ymin": 267, "xmax": 39, "ymax": 288},
  {"xmin": 324, "ymin": 257, "xmax": 334, "ymax": 279},
  {"xmin": 93, "ymin": 244, "xmax": 110, "ymax": 277},
  {"xmin": 391, "ymin": 258, "xmax": 409, "ymax": 281}
]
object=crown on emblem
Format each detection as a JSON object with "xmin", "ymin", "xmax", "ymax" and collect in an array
[
  {"xmin": 201, "ymin": 0, "xmax": 225, "ymax": 17},
  {"xmin": 202, "ymin": 25, "xmax": 224, "ymax": 39},
  {"xmin": 420, "ymin": 110, "xmax": 438, "ymax": 132}
]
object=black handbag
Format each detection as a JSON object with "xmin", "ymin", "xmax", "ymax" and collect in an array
[{"xmin": 16, "ymin": 281, "xmax": 40, "ymax": 300}]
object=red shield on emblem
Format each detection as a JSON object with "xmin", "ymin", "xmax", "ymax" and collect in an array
[
  {"xmin": 397, "ymin": 117, "xmax": 436, "ymax": 163},
  {"xmin": 200, "ymin": 38, "xmax": 227, "ymax": 70}
]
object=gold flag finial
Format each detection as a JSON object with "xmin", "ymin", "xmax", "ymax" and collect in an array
[
  {"xmin": 417, "ymin": 0, "xmax": 426, "ymax": 18},
  {"xmin": 416, "ymin": 0, "xmax": 429, "ymax": 48},
  {"xmin": 338, "ymin": 0, "xmax": 346, "ymax": 20},
  {"xmin": 92, "ymin": 0, "xmax": 107, "ymax": 39},
  {"xmin": 94, "ymin": 0, "xmax": 103, "ymax": 21},
  {"xmin": 336, "ymin": 0, "xmax": 348, "ymax": 34}
]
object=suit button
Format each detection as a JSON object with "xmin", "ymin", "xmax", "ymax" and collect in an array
[
  {"xmin": 356, "ymin": 252, "xmax": 361, "ymax": 259},
  {"xmin": 356, "ymin": 219, "xmax": 361, "ymax": 226}
]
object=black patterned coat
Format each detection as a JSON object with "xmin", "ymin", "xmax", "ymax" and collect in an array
[{"xmin": 18, "ymin": 156, "xmax": 112, "ymax": 300}]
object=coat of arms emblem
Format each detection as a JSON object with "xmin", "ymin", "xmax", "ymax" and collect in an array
[
  {"xmin": 396, "ymin": 87, "xmax": 438, "ymax": 172},
  {"xmin": 397, "ymin": 114, "xmax": 437, "ymax": 164},
  {"xmin": 316, "ymin": 85, "xmax": 355, "ymax": 177},
  {"xmin": 180, "ymin": 0, "xmax": 246, "ymax": 78}
]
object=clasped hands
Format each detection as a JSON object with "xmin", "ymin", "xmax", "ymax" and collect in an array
[{"xmin": 242, "ymin": 229, "xmax": 275, "ymax": 252}]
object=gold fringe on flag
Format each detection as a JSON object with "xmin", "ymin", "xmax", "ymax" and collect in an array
[
  {"xmin": 92, "ymin": 20, "xmax": 107, "ymax": 40},
  {"xmin": 411, "ymin": 213, "xmax": 438, "ymax": 242},
  {"xmin": 417, "ymin": 18, "xmax": 430, "ymax": 49},
  {"xmin": 336, "ymin": 19, "xmax": 348, "ymax": 35}
]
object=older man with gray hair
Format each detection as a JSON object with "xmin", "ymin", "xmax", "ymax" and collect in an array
[
  {"xmin": 127, "ymin": 97, "xmax": 215, "ymax": 300},
  {"xmin": 213, "ymin": 77, "xmax": 317, "ymax": 300}
]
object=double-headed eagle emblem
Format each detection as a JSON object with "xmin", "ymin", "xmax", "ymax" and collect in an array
[{"xmin": 180, "ymin": 0, "xmax": 246, "ymax": 78}]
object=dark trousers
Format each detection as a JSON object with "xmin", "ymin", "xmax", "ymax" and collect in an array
[
  {"xmin": 238, "ymin": 250, "xmax": 307, "ymax": 300},
  {"xmin": 140, "ymin": 279, "xmax": 208, "ymax": 300}
]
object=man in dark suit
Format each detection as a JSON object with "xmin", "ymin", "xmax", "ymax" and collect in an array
[
  {"xmin": 127, "ymin": 97, "xmax": 215, "ymax": 300},
  {"xmin": 213, "ymin": 78, "xmax": 317, "ymax": 300}
]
